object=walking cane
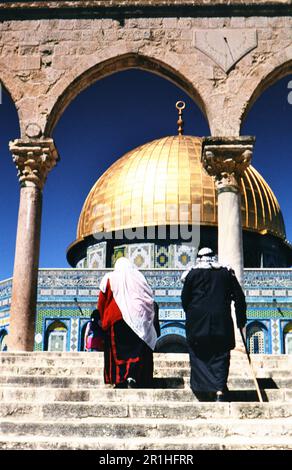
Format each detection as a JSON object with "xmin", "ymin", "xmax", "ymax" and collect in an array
[
  {"xmin": 239, "ymin": 328, "xmax": 263, "ymax": 403},
  {"xmin": 74, "ymin": 297, "xmax": 91, "ymax": 352},
  {"xmin": 74, "ymin": 297, "xmax": 86, "ymax": 316}
]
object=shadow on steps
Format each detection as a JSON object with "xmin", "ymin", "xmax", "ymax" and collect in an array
[
  {"xmin": 151, "ymin": 377, "xmax": 279, "ymax": 402},
  {"xmin": 151, "ymin": 377, "xmax": 185, "ymax": 389}
]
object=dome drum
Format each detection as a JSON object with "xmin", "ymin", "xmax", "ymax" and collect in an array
[{"xmin": 69, "ymin": 228, "xmax": 292, "ymax": 270}]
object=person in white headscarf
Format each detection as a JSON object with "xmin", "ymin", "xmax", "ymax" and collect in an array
[
  {"xmin": 181, "ymin": 247, "xmax": 246, "ymax": 402},
  {"xmin": 98, "ymin": 257, "xmax": 157, "ymax": 388}
]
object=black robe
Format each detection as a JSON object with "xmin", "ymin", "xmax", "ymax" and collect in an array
[
  {"xmin": 103, "ymin": 319, "xmax": 154, "ymax": 388},
  {"xmin": 181, "ymin": 266, "xmax": 247, "ymax": 392}
]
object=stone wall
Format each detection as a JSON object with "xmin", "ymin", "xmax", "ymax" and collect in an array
[{"xmin": 0, "ymin": 1, "xmax": 291, "ymax": 138}]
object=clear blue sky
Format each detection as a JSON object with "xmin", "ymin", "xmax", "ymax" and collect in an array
[{"xmin": 0, "ymin": 70, "xmax": 291, "ymax": 279}]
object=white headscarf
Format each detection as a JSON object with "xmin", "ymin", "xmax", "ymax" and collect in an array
[
  {"xmin": 194, "ymin": 247, "xmax": 222, "ymax": 269},
  {"xmin": 99, "ymin": 257, "xmax": 157, "ymax": 350},
  {"xmin": 180, "ymin": 247, "xmax": 226, "ymax": 282}
]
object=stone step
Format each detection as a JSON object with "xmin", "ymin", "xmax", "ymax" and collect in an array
[
  {"xmin": 0, "ymin": 353, "xmax": 292, "ymax": 375},
  {"xmin": 0, "ymin": 359, "xmax": 290, "ymax": 377},
  {"xmin": 0, "ymin": 401, "xmax": 291, "ymax": 420},
  {"xmin": 0, "ymin": 375, "xmax": 178, "ymax": 388},
  {"xmin": 0, "ymin": 366, "xmax": 191, "ymax": 376},
  {"xmin": 1, "ymin": 352, "xmax": 291, "ymax": 365},
  {"xmin": 1, "ymin": 435, "xmax": 292, "ymax": 450},
  {"xmin": 1, "ymin": 351, "xmax": 290, "ymax": 358},
  {"xmin": 1, "ymin": 386, "xmax": 291, "ymax": 403},
  {"xmin": 1, "ymin": 351, "xmax": 290, "ymax": 359},
  {"xmin": 0, "ymin": 350, "xmax": 290, "ymax": 451},
  {"xmin": 1, "ymin": 417, "xmax": 291, "ymax": 439},
  {"xmin": 0, "ymin": 364, "xmax": 289, "ymax": 378},
  {"xmin": 0, "ymin": 374, "xmax": 290, "ymax": 389}
]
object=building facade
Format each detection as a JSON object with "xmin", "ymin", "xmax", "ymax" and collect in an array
[{"xmin": 1, "ymin": 268, "xmax": 291, "ymax": 354}]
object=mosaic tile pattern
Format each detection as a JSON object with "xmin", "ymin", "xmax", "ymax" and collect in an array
[
  {"xmin": 34, "ymin": 306, "xmax": 93, "ymax": 351},
  {"xmin": 155, "ymin": 246, "xmax": 170, "ymax": 268},
  {"xmin": 70, "ymin": 318, "xmax": 79, "ymax": 351},
  {"xmin": 271, "ymin": 319, "xmax": 280, "ymax": 354},
  {"xmin": 0, "ymin": 314, "xmax": 9, "ymax": 328},
  {"xmin": 76, "ymin": 259, "xmax": 86, "ymax": 268},
  {"xmin": 247, "ymin": 308, "xmax": 292, "ymax": 318},
  {"xmin": 128, "ymin": 244, "xmax": 154, "ymax": 269},
  {"xmin": 87, "ymin": 242, "xmax": 107, "ymax": 269},
  {"xmin": 112, "ymin": 245, "xmax": 128, "ymax": 267},
  {"xmin": 172, "ymin": 245, "xmax": 196, "ymax": 269},
  {"xmin": 244, "ymin": 270, "xmax": 292, "ymax": 289}
]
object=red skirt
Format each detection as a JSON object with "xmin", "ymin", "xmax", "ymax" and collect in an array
[{"xmin": 103, "ymin": 319, "xmax": 154, "ymax": 387}]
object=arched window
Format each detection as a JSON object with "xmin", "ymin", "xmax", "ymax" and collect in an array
[
  {"xmin": 156, "ymin": 324, "xmax": 188, "ymax": 353},
  {"xmin": 45, "ymin": 320, "xmax": 68, "ymax": 352},
  {"xmin": 0, "ymin": 329, "xmax": 8, "ymax": 351},
  {"xmin": 283, "ymin": 322, "xmax": 292, "ymax": 355},
  {"xmin": 247, "ymin": 322, "xmax": 267, "ymax": 354}
]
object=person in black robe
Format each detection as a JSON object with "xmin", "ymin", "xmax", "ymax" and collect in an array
[{"xmin": 181, "ymin": 247, "xmax": 247, "ymax": 402}]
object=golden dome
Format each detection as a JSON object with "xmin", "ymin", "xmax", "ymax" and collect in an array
[{"xmin": 76, "ymin": 135, "xmax": 286, "ymax": 242}]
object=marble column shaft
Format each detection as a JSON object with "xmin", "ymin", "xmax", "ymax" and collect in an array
[
  {"xmin": 202, "ymin": 136, "xmax": 255, "ymax": 349},
  {"xmin": 8, "ymin": 139, "xmax": 59, "ymax": 351},
  {"xmin": 202, "ymin": 137, "xmax": 255, "ymax": 283}
]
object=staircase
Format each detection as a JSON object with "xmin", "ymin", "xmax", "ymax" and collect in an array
[{"xmin": 0, "ymin": 352, "xmax": 291, "ymax": 450}]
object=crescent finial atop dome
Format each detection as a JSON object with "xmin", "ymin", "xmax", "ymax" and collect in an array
[{"xmin": 176, "ymin": 101, "xmax": 185, "ymax": 135}]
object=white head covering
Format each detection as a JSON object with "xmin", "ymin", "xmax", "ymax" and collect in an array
[
  {"xmin": 180, "ymin": 247, "xmax": 225, "ymax": 282},
  {"xmin": 194, "ymin": 247, "xmax": 224, "ymax": 269},
  {"xmin": 99, "ymin": 257, "xmax": 157, "ymax": 350}
]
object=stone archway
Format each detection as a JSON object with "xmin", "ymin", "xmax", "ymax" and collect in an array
[
  {"xmin": 239, "ymin": 58, "xmax": 292, "ymax": 132},
  {"xmin": 156, "ymin": 333, "xmax": 188, "ymax": 354},
  {"xmin": 80, "ymin": 321, "xmax": 90, "ymax": 352},
  {"xmin": 0, "ymin": 72, "xmax": 21, "ymax": 117},
  {"xmin": 44, "ymin": 52, "xmax": 210, "ymax": 137},
  {"xmin": 247, "ymin": 321, "xmax": 269, "ymax": 354},
  {"xmin": 0, "ymin": 329, "xmax": 8, "ymax": 351},
  {"xmin": 283, "ymin": 322, "xmax": 292, "ymax": 355},
  {"xmin": 44, "ymin": 320, "xmax": 68, "ymax": 352}
]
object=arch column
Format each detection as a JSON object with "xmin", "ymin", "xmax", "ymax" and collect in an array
[
  {"xmin": 201, "ymin": 136, "xmax": 255, "ymax": 350},
  {"xmin": 8, "ymin": 139, "xmax": 59, "ymax": 351},
  {"xmin": 201, "ymin": 136, "xmax": 255, "ymax": 283}
]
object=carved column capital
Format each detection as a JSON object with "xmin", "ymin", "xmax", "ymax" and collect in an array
[
  {"xmin": 201, "ymin": 136, "xmax": 255, "ymax": 194},
  {"xmin": 9, "ymin": 139, "xmax": 59, "ymax": 190}
]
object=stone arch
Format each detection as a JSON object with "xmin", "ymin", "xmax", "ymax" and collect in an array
[
  {"xmin": 45, "ymin": 52, "xmax": 209, "ymax": 137},
  {"xmin": 0, "ymin": 75, "xmax": 21, "ymax": 137},
  {"xmin": 155, "ymin": 333, "xmax": 188, "ymax": 353},
  {"xmin": 44, "ymin": 319, "xmax": 68, "ymax": 352},
  {"xmin": 156, "ymin": 323, "xmax": 188, "ymax": 353},
  {"xmin": 0, "ymin": 329, "xmax": 8, "ymax": 351},
  {"xmin": 239, "ymin": 56, "xmax": 292, "ymax": 131},
  {"xmin": 283, "ymin": 321, "xmax": 292, "ymax": 354},
  {"xmin": 0, "ymin": 72, "xmax": 20, "ymax": 106},
  {"xmin": 247, "ymin": 321, "xmax": 269, "ymax": 354}
]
